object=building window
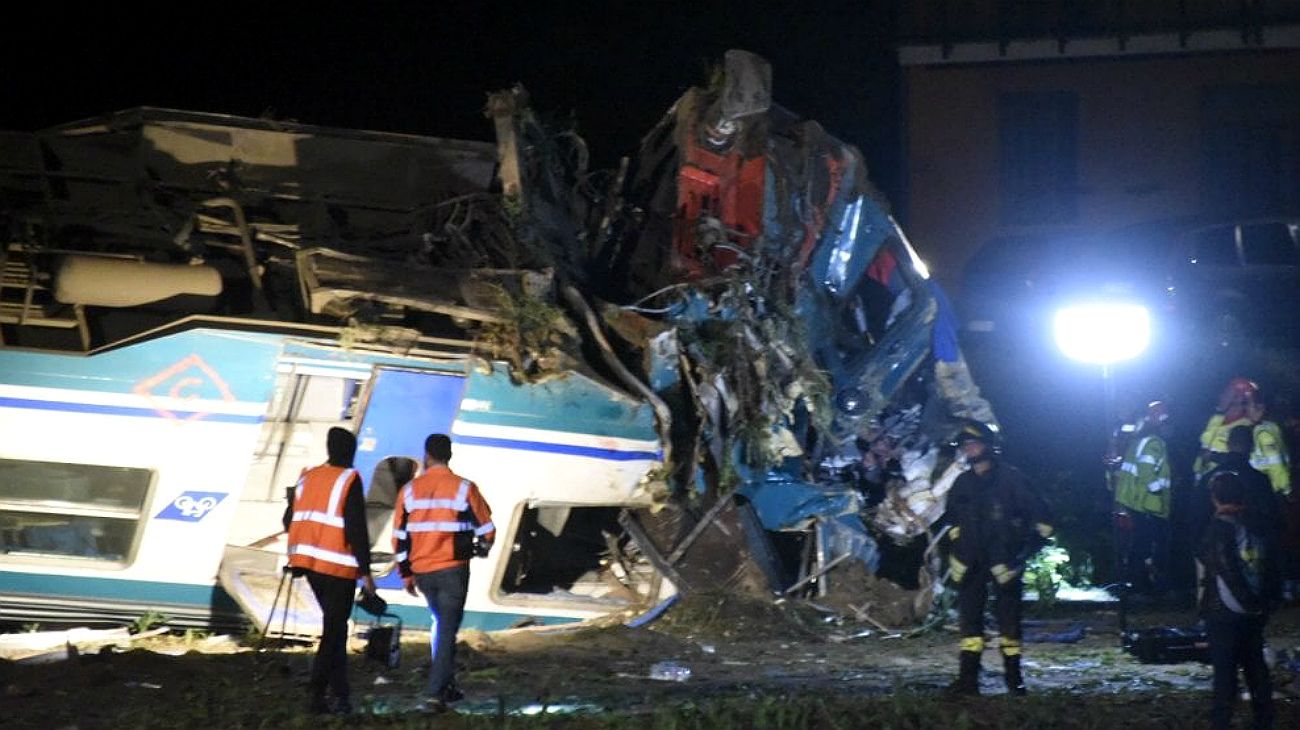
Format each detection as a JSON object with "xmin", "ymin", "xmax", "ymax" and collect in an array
[
  {"xmin": 0, "ymin": 458, "xmax": 153, "ymax": 564},
  {"xmin": 999, "ymin": 90, "xmax": 1079, "ymax": 224},
  {"xmin": 1200, "ymin": 85, "xmax": 1300, "ymax": 218}
]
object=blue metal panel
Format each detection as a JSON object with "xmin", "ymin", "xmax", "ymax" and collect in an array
[{"xmin": 354, "ymin": 369, "xmax": 467, "ymax": 496}]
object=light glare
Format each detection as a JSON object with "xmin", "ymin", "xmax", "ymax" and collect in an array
[{"xmin": 1053, "ymin": 303, "xmax": 1150, "ymax": 365}]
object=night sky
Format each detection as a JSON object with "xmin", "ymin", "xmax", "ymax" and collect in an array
[{"xmin": 2, "ymin": 2, "xmax": 903, "ymax": 199}]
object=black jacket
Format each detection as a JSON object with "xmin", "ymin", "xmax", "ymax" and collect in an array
[
  {"xmin": 1198, "ymin": 512, "xmax": 1281, "ymax": 620},
  {"xmin": 1196, "ymin": 455, "xmax": 1285, "ymax": 549},
  {"xmin": 944, "ymin": 461, "xmax": 1053, "ymax": 568}
]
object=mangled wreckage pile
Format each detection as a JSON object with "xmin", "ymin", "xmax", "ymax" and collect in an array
[{"xmin": 0, "ymin": 50, "xmax": 993, "ymax": 631}]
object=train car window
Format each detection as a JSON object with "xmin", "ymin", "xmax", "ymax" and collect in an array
[
  {"xmin": 0, "ymin": 458, "xmax": 152, "ymax": 565},
  {"xmin": 498, "ymin": 505, "xmax": 660, "ymax": 608}
]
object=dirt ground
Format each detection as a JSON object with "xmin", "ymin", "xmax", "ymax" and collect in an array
[{"xmin": 4, "ymin": 595, "xmax": 1300, "ymax": 729}]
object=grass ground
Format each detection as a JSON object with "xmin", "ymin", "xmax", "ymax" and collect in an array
[{"xmin": 4, "ymin": 595, "xmax": 1299, "ymax": 728}]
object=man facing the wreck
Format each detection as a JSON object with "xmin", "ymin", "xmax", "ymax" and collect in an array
[
  {"xmin": 943, "ymin": 421, "xmax": 1054, "ymax": 696},
  {"xmin": 283, "ymin": 427, "xmax": 377, "ymax": 715}
]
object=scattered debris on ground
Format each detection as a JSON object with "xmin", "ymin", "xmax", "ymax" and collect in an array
[{"xmin": 5, "ymin": 604, "xmax": 1300, "ymax": 728}]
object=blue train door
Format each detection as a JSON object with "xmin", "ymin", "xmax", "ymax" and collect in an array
[{"xmin": 353, "ymin": 368, "xmax": 466, "ymax": 574}]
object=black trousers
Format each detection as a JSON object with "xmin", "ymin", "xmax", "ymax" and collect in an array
[
  {"xmin": 1122, "ymin": 512, "xmax": 1171, "ymax": 594},
  {"xmin": 305, "ymin": 571, "xmax": 356, "ymax": 700},
  {"xmin": 957, "ymin": 564, "xmax": 1024, "ymax": 646},
  {"xmin": 1206, "ymin": 615, "xmax": 1274, "ymax": 730}
]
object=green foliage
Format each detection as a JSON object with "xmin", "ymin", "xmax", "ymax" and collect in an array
[
  {"xmin": 131, "ymin": 610, "xmax": 169, "ymax": 633},
  {"xmin": 1024, "ymin": 542, "xmax": 1072, "ymax": 606},
  {"xmin": 474, "ymin": 283, "xmax": 571, "ymax": 378},
  {"xmin": 1024, "ymin": 537, "xmax": 1098, "ymax": 611},
  {"xmin": 1032, "ymin": 468, "xmax": 1113, "ymax": 584}
]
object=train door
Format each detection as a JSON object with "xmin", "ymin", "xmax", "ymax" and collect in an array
[{"xmin": 352, "ymin": 368, "xmax": 465, "ymax": 569}]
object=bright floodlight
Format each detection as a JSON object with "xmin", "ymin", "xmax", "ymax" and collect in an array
[{"xmin": 1053, "ymin": 302, "xmax": 1150, "ymax": 365}]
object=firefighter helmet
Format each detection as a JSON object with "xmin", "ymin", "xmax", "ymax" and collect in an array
[
  {"xmin": 1142, "ymin": 400, "xmax": 1170, "ymax": 429},
  {"xmin": 951, "ymin": 420, "xmax": 1002, "ymax": 454},
  {"xmin": 1225, "ymin": 377, "xmax": 1259, "ymax": 399},
  {"xmin": 1219, "ymin": 377, "xmax": 1260, "ymax": 414}
]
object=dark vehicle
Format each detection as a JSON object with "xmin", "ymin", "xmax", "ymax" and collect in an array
[
  {"xmin": 1164, "ymin": 217, "xmax": 1300, "ymax": 342},
  {"xmin": 960, "ymin": 216, "xmax": 1300, "ymax": 350},
  {"xmin": 960, "ymin": 228, "xmax": 1169, "ymax": 350}
]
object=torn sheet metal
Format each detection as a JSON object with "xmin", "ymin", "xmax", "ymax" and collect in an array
[
  {"xmin": 583, "ymin": 51, "xmax": 997, "ymax": 609},
  {"xmin": 738, "ymin": 476, "xmax": 862, "ymax": 533}
]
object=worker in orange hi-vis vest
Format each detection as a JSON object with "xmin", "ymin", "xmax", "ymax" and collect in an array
[
  {"xmin": 393, "ymin": 433, "xmax": 494, "ymax": 712},
  {"xmin": 284, "ymin": 427, "xmax": 376, "ymax": 715}
]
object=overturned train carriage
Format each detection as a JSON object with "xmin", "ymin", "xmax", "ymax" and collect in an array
[
  {"xmin": 0, "ymin": 51, "xmax": 992, "ymax": 632},
  {"xmin": 0, "ymin": 110, "xmax": 667, "ymax": 631}
]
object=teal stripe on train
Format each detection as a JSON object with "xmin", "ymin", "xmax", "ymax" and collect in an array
[
  {"xmin": 1, "ymin": 572, "xmax": 577, "ymax": 632},
  {"xmin": 1, "ymin": 572, "xmax": 244, "ymax": 615},
  {"xmin": 458, "ymin": 363, "xmax": 657, "ymax": 442}
]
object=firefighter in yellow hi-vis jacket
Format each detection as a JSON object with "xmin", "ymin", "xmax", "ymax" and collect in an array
[
  {"xmin": 1247, "ymin": 396, "xmax": 1291, "ymax": 497},
  {"xmin": 1114, "ymin": 401, "xmax": 1172, "ymax": 596},
  {"xmin": 1196, "ymin": 378, "xmax": 1257, "ymax": 479}
]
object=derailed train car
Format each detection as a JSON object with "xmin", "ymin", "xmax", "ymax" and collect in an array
[{"xmin": 0, "ymin": 51, "xmax": 992, "ymax": 632}]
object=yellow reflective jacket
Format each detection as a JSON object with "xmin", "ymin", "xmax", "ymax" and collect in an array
[
  {"xmin": 1116, "ymin": 434, "xmax": 1171, "ymax": 519},
  {"xmin": 1195, "ymin": 414, "xmax": 1252, "ymax": 477},
  {"xmin": 1251, "ymin": 420, "xmax": 1292, "ymax": 496}
]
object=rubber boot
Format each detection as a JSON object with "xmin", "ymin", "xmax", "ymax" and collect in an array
[
  {"xmin": 947, "ymin": 651, "xmax": 981, "ymax": 695},
  {"xmin": 1003, "ymin": 654, "xmax": 1026, "ymax": 696}
]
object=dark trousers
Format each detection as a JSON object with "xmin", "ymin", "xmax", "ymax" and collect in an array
[
  {"xmin": 415, "ymin": 564, "xmax": 470, "ymax": 696},
  {"xmin": 957, "ymin": 564, "xmax": 1023, "ymax": 645},
  {"xmin": 1123, "ymin": 512, "xmax": 1171, "ymax": 594},
  {"xmin": 1206, "ymin": 616, "xmax": 1274, "ymax": 730},
  {"xmin": 305, "ymin": 571, "xmax": 356, "ymax": 700}
]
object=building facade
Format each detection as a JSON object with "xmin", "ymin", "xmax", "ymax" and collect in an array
[{"xmin": 898, "ymin": 1, "xmax": 1300, "ymax": 295}]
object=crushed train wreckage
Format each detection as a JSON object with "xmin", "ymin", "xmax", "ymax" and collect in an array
[{"xmin": 0, "ymin": 50, "xmax": 993, "ymax": 631}]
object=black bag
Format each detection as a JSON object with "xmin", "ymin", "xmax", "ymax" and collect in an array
[
  {"xmin": 364, "ymin": 614, "xmax": 402, "ymax": 669},
  {"xmin": 1122, "ymin": 626, "xmax": 1210, "ymax": 664},
  {"xmin": 355, "ymin": 589, "xmax": 401, "ymax": 669}
]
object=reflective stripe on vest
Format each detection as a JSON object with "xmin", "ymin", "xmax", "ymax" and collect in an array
[
  {"xmin": 402, "ymin": 475, "xmax": 487, "ymax": 571},
  {"xmin": 288, "ymin": 466, "xmax": 359, "ymax": 579},
  {"xmin": 292, "ymin": 469, "xmax": 355, "ymax": 528},
  {"xmin": 405, "ymin": 479, "xmax": 470, "ymax": 514},
  {"xmin": 287, "ymin": 543, "xmax": 359, "ymax": 568}
]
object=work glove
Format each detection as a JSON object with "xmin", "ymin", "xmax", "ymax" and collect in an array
[
  {"xmin": 991, "ymin": 563, "xmax": 1020, "ymax": 585},
  {"xmin": 1113, "ymin": 510, "xmax": 1134, "ymax": 532},
  {"xmin": 472, "ymin": 537, "xmax": 492, "ymax": 558},
  {"xmin": 948, "ymin": 555, "xmax": 968, "ymax": 584}
]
